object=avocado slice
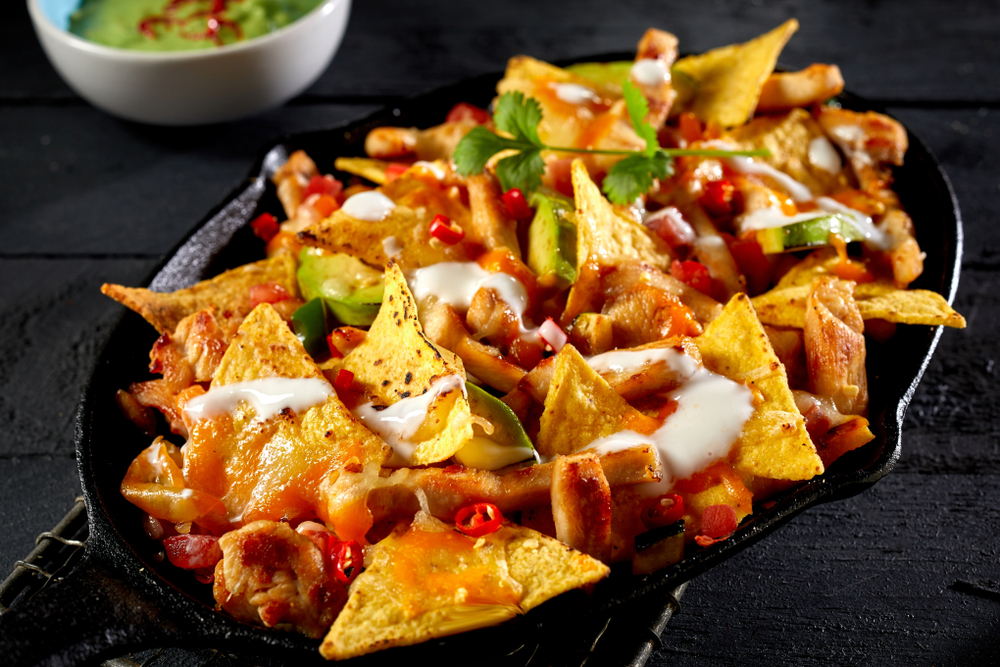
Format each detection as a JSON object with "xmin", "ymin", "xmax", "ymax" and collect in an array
[
  {"xmin": 297, "ymin": 248, "xmax": 384, "ymax": 326},
  {"xmin": 454, "ymin": 382, "xmax": 536, "ymax": 470},
  {"xmin": 755, "ymin": 213, "xmax": 866, "ymax": 254},
  {"xmin": 527, "ymin": 190, "xmax": 577, "ymax": 290}
]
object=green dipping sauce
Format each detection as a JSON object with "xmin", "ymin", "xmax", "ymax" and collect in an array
[{"xmin": 69, "ymin": 0, "xmax": 324, "ymax": 51}]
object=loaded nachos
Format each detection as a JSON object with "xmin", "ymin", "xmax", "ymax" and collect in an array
[{"xmin": 102, "ymin": 19, "xmax": 964, "ymax": 661}]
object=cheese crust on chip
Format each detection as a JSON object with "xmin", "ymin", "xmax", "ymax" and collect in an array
[
  {"xmin": 320, "ymin": 514, "xmax": 609, "ymax": 660},
  {"xmin": 341, "ymin": 262, "xmax": 474, "ymax": 464},
  {"xmin": 695, "ymin": 294, "xmax": 824, "ymax": 482},
  {"xmin": 102, "ymin": 253, "xmax": 298, "ymax": 335},
  {"xmin": 182, "ymin": 304, "xmax": 389, "ymax": 525}
]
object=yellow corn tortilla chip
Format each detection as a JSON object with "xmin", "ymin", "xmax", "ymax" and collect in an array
[
  {"xmin": 563, "ymin": 160, "xmax": 672, "ymax": 322},
  {"xmin": 673, "ymin": 19, "xmax": 798, "ymax": 128},
  {"xmin": 724, "ymin": 108, "xmax": 849, "ymax": 195},
  {"xmin": 333, "ymin": 157, "xmax": 392, "ymax": 185},
  {"xmin": 695, "ymin": 293, "xmax": 824, "ymax": 481},
  {"xmin": 320, "ymin": 515, "xmax": 609, "ymax": 660},
  {"xmin": 752, "ymin": 281, "xmax": 966, "ymax": 329},
  {"xmin": 537, "ymin": 344, "xmax": 658, "ymax": 459},
  {"xmin": 101, "ymin": 254, "xmax": 298, "ymax": 335},
  {"xmin": 341, "ymin": 262, "xmax": 473, "ymax": 464},
  {"xmin": 183, "ymin": 304, "xmax": 389, "ymax": 525},
  {"xmin": 299, "ymin": 171, "xmax": 479, "ymax": 269}
]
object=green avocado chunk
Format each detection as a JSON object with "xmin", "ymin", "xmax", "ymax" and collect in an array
[
  {"xmin": 297, "ymin": 249, "xmax": 384, "ymax": 326},
  {"xmin": 527, "ymin": 190, "xmax": 577, "ymax": 290},
  {"xmin": 755, "ymin": 213, "xmax": 865, "ymax": 254},
  {"xmin": 455, "ymin": 383, "xmax": 536, "ymax": 470}
]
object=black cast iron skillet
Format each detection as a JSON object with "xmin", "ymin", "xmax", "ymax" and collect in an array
[{"xmin": 0, "ymin": 59, "xmax": 963, "ymax": 666}]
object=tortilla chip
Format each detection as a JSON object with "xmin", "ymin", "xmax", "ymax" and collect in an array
[
  {"xmin": 673, "ymin": 19, "xmax": 798, "ymax": 127},
  {"xmin": 182, "ymin": 304, "xmax": 389, "ymax": 525},
  {"xmin": 299, "ymin": 172, "xmax": 479, "ymax": 269},
  {"xmin": 334, "ymin": 157, "xmax": 393, "ymax": 185},
  {"xmin": 562, "ymin": 160, "xmax": 672, "ymax": 323},
  {"xmin": 536, "ymin": 344, "xmax": 659, "ymax": 459},
  {"xmin": 695, "ymin": 293, "xmax": 824, "ymax": 481},
  {"xmin": 101, "ymin": 254, "xmax": 298, "ymax": 335},
  {"xmin": 341, "ymin": 262, "xmax": 473, "ymax": 464},
  {"xmin": 320, "ymin": 515, "xmax": 609, "ymax": 660},
  {"xmin": 753, "ymin": 281, "xmax": 966, "ymax": 329},
  {"xmin": 724, "ymin": 108, "xmax": 849, "ymax": 195}
]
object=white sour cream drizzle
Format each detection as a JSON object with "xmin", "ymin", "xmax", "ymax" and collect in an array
[
  {"xmin": 408, "ymin": 262, "xmax": 541, "ymax": 344},
  {"xmin": 341, "ymin": 190, "xmax": 396, "ymax": 221},
  {"xmin": 808, "ymin": 136, "xmax": 842, "ymax": 174},
  {"xmin": 382, "ymin": 235, "xmax": 403, "ymax": 259},
  {"xmin": 582, "ymin": 348, "xmax": 754, "ymax": 496},
  {"xmin": 552, "ymin": 82, "xmax": 599, "ymax": 105},
  {"xmin": 705, "ymin": 140, "xmax": 891, "ymax": 250},
  {"xmin": 352, "ymin": 375, "xmax": 467, "ymax": 466},
  {"xmin": 631, "ymin": 58, "xmax": 670, "ymax": 85},
  {"xmin": 183, "ymin": 378, "xmax": 333, "ymax": 421}
]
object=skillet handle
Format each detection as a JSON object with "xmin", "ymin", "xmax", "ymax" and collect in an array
[{"xmin": 0, "ymin": 549, "xmax": 175, "ymax": 667}]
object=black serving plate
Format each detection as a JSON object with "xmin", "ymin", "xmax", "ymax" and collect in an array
[{"xmin": 0, "ymin": 59, "xmax": 962, "ymax": 667}]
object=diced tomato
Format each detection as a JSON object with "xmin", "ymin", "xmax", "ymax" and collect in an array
[
  {"xmin": 445, "ymin": 102, "xmax": 492, "ymax": 125},
  {"xmin": 642, "ymin": 493, "xmax": 684, "ymax": 529},
  {"xmin": 700, "ymin": 504, "xmax": 738, "ymax": 539},
  {"xmin": 249, "ymin": 282, "xmax": 292, "ymax": 308},
  {"xmin": 249, "ymin": 212, "xmax": 279, "ymax": 243},
  {"xmin": 163, "ymin": 534, "xmax": 223, "ymax": 570},
  {"xmin": 700, "ymin": 179, "xmax": 735, "ymax": 218},
  {"xmin": 303, "ymin": 174, "xmax": 344, "ymax": 200},
  {"xmin": 678, "ymin": 112, "xmax": 703, "ymax": 145},
  {"xmin": 501, "ymin": 188, "xmax": 533, "ymax": 220},
  {"xmin": 670, "ymin": 260, "xmax": 712, "ymax": 295},
  {"xmin": 311, "ymin": 194, "xmax": 340, "ymax": 218},
  {"xmin": 385, "ymin": 162, "xmax": 411, "ymax": 182},
  {"xmin": 334, "ymin": 369, "xmax": 355, "ymax": 393},
  {"xmin": 644, "ymin": 206, "xmax": 696, "ymax": 248},
  {"xmin": 723, "ymin": 233, "xmax": 773, "ymax": 295},
  {"xmin": 429, "ymin": 214, "xmax": 465, "ymax": 244},
  {"xmin": 326, "ymin": 333, "xmax": 345, "ymax": 359}
]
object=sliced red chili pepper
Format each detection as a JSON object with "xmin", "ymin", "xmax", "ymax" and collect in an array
[
  {"xmin": 249, "ymin": 212, "xmax": 279, "ymax": 243},
  {"xmin": 303, "ymin": 174, "xmax": 344, "ymax": 200},
  {"xmin": 670, "ymin": 260, "xmax": 712, "ymax": 295},
  {"xmin": 454, "ymin": 502, "xmax": 503, "ymax": 537},
  {"xmin": 334, "ymin": 369, "xmax": 355, "ymax": 393},
  {"xmin": 326, "ymin": 333, "xmax": 345, "ymax": 359},
  {"xmin": 327, "ymin": 536, "xmax": 363, "ymax": 586},
  {"xmin": 501, "ymin": 188, "xmax": 532, "ymax": 220},
  {"xmin": 446, "ymin": 102, "xmax": 492, "ymax": 125},
  {"xmin": 429, "ymin": 214, "xmax": 465, "ymax": 244},
  {"xmin": 163, "ymin": 534, "xmax": 222, "ymax": 570},
  {"xmin": 641, "ymin": 493, "xmax": 684, "ymax": 529},
  {"xmin": 249, "ymin": 282, "xmax": 292, "ymax": 308},
  {"xmin": 701, "ymin": 504, "xmax": 738, "ymax": 539},
  {"xmin": 700, "ymin": 179, "xmax": 735, "ymax": 218},
  {"xmin": 385, "ymin": 162, "xmax": 411, "ymax": 182}
]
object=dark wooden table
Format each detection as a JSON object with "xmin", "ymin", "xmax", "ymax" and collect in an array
[{"xmin": 2, "ymin": 1, "xmax": 999, "ymax": 664}]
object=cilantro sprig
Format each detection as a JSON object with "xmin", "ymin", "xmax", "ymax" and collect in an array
[{"xmin": 453, "ymin": 82, "xmax": 769, "ymax": 205}]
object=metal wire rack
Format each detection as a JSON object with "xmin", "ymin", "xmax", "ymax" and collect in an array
[{"xmin": 0, "ymin": 500, "xmax": 686, "ymax": 667}]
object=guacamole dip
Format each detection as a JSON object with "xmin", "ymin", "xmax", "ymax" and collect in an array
[{"xmin": 69, "ymin": 0, "xmax": 324, "ymax": 51}]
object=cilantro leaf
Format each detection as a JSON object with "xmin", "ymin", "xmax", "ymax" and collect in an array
[
  {"xmin": 602, "ymin": 150, "xmax": 674, "ymax": 205},
  {"xmin": 452, "ymin": 126, "xmax": 526, "ymax": 177},
  {"xmin": 495, "ymin": 148, "xmax": 545, "ymax": 193},
  {"xmin": 493, "ymin": 92, "xmax": 544, "ymax": 146},
  {"xmin": 621, "ymin": 81, "xmax": 659, "ymax": 157}
]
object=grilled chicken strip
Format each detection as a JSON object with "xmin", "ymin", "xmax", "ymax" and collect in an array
[
  {"xmin": 632, "ymin": 28, "xmax": 680, "ymax": 129},
  {"xmin": 320, "ymin": 445, "xmax": 662, "ymax": 545},
  {"xmin": 364, "ymin": 120, "xmax": 479, "ymax": 161},
  {"xmin": 552, "ymin": 452, "xmax": 613, "ymax": 561},
  {"xmin": 214, "ymin": 520, "xmax": 348, "ymax": 639},
  {"xmin": 804, "ymin": 277, "xmax": 868, "ymax": 416},
  {"xmin": 272, "ymin": 149, "xmax": 319, "ymax": 220}
]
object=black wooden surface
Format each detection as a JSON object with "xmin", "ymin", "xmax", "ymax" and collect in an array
[{"xmin": 2, "ymin": 0, "xmax": 999, "ymax": 664}]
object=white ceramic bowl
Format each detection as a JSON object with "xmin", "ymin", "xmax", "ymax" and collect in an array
[{"xmin": 27, "ymin": 0, "xmax": 352, "ymax": 125}]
